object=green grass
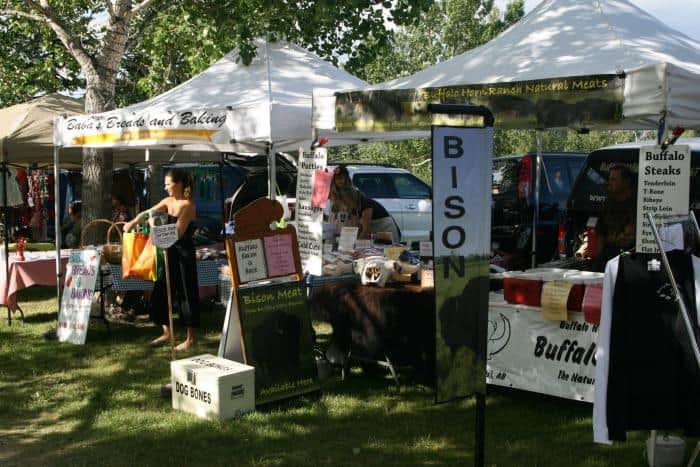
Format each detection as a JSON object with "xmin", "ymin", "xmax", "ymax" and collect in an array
[{"xmin": 0, "ymin": 287, "xmax": 650, "ymax": 466}]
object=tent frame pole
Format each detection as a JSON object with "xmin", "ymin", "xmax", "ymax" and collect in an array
[
  {"xmin": 2, "ymin": 161, "xmax": 11, "ymax": 324},
  {"xmin": 267, "ymin": 143, "xmax": 275, "ymax": 199},
  {"xmin": 531, "ymin": 130, "xmax": 544, "ymax": 268},
  {"xmin": 218, "ymin": 154, "xmax": 226, "ymax": 236},
  {"xmin": 53, "ymin": 146, "xmax": 62, "ymax": 314}
]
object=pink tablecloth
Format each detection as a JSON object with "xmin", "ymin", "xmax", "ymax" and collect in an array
[{"xmin": 0, "ymin": 251, "xmax": 70, "ymax": 311}]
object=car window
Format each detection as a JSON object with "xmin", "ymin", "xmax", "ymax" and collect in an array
[
  {"xmin": 353, "ymin": 173, "xmax": 397, "ymax": 198},
  {"xmin": 391, "ymin": 173, "xmax": 431, "ymax": 198},
  {"xmin": 492, "ymin": 159, "xmax": 519, "ymax": 196},
  {"xmin": 568, "ymin": 158, "xmax": 585, "ymax": 182},
  {"xmin": 567, "ymin": 150, "xmax": 638, "ymax": 212},
  {"xmin": 544, "ymin": 159, "xmax": 569, "ymax": 194}
]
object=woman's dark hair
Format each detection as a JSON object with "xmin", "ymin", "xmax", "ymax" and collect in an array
[
  {"xmin": 329, "ymin": 165, "xmax": 360, "ymax": 213},
  {"xmin": 112, "ymin": 194, "xmax": 126, "ymax": 206},
  {"xmin": 69, "ymin": 201, "xmax": 82, "ymax": 216},
  {"xmin": 166, "ymin": 167, "xmax": 195, "ymax": 200}
]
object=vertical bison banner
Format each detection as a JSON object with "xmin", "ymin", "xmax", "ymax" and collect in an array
[{"xmin": 432, "ymin": 121, "xmax": 493, "ymax": 403}]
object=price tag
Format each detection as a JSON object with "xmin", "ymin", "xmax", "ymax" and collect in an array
[
  {"xmin": 355, "ymin": 239, "xmax": 372, "ymax": 249},
  {"xmin": 151, "ymin": 224, "xmax": 178, "ymax": 248},
  {"xmin": 419, "ymin": 241, "xmax": 433, "ymax": 258},
  {"xmin": 541, "ymin": 281, "xmax": 573, "ymax": 321},
  {"xmin": 338, "ymin": 227, "xmax": 359, "ymax": 252}
]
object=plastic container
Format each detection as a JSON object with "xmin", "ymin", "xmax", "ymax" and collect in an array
[
  {"xmin": 502, "ymin": 270, "xmax": 569, "ymax": 306},
  {"xmin": 565, "ymin": 272, "xmax": 604, "ymax": 311},
  {"xmin": 582, "ymin": 283, "xmax": 603, "ymax": 324}
]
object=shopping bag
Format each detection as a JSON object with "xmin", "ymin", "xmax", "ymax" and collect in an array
[
  {"xmin": 126, "ymin": 237, "xmax": 158, "ymax": 281},
  {"xmin": 122, "ymin": 231, "xmax": 149, "ymax": 279}
]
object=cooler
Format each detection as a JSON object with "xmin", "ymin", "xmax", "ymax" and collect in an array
[{"xmin": 171, "ymin": 354, "xmax": 254, "ymax": 421}]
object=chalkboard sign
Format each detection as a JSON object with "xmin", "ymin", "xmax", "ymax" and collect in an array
[
  {"xmin": 222, "ymin": 198, "xmax": 317, "ymax": 405},
  {"xmin": 237, "ymin": 282, "xmax": 320, "ymax": 404}
]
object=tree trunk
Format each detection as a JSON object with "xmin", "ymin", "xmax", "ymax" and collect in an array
[
  {"xmin": 79, "ymin": 11, "xmax": 128, "ymax": 244},
  {"xmin": 80, "ymin": 74, "xmax": 115, "ymax": 245}
]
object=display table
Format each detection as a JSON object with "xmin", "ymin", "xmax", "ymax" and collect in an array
[
  {"xmin": 1, "ymin": 250, "xmax": 226, "ymax": 320},
  {"xmin": 0, "ymin": 251, "xmax": 71, "ymax": 315},
  {"xmin": 312, "ymin": 281, "xmax": 599, "ymax": 401},
  {"xmin": 486, "ymin": 292, "xmax": 598, "ymax": 402},
  {"xmin": 100, "ymin": 259, "xmax": 226, "ymax": 291},
  {"xmin": 310, "ymin": 281, "xmax": 436, "ymax": 389}
]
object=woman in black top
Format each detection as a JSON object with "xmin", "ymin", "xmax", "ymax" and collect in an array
[
  {"xmin": 328, "ymin": 166, "xmax": 400, "ymax": 242},
  {"xmin": 123, "ymin": 168, "xmax": 200, "ymax": 350}
]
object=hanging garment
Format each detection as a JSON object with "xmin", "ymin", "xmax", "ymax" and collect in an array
[
  {"xmin": 594, "ymin": 251, "xmax": 700, "ymax": 444},
  {"xmin": 0, "ymin": 168, "xmax": 24, "ymax": 207}
]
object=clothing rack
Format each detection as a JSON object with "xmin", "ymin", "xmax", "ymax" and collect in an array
[{"xmin": 646, "ymin": 212, "xmax": 700, "ymax": 467}]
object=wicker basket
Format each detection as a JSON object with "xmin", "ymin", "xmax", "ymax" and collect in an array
[{"xmin": 79, "ymin": 219, "xmax": 123, "ymax": 265}]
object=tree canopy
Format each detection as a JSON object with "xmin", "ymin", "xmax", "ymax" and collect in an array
[{"xmin": 0, "ymin": 0, "xmax": 431, "ymax": 228}]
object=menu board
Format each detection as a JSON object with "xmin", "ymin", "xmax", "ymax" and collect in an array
[
  {"xmin": 234, "ymin": 239, "xmax": 267, "ymax": 283},
  {"xmin": 636, "ymin": 145, "xmax": 691, "ymax": 253},
  {"xmin": 264, "ymin": 234, "xmax": 296, "ymax": 277},
  {"xmin": 295, "ymin": 148, "xmax": 327, "ymax": 275}
]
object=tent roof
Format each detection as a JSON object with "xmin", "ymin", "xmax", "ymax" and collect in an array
[
  {"xmin": 56, "ymin": 39, "xmax": 369, "ymax": 157},
  {"xmin": 381, "ymin": 0, "xmax": 700, "ymax": 88},
  {"xmin": 322, "ymin": 0, "xmax": 700, "ymax": 131},
  {"xmin": 0, "ymin": 93, "xmax": 84, "ymax": 165}
]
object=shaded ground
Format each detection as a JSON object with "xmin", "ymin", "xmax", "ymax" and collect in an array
[{"xmin": 0, "ymin": 286, "xmax": 649, "ymax": 466}]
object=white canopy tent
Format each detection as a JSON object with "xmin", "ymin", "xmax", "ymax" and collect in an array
[
  {"xmin": 314, "ymin": 0, "xmax": 700, "ymax": 266},
  {"xmin": 318, "ymin": 0, "xmax": 700, "ymax": 132},
  {"xmin": 51, "ymin": 39, "xmax": 373, "ymax": 311},
  {"xmin": 55, "ymin": 39, "xmax": 370, "ymax": 157}
]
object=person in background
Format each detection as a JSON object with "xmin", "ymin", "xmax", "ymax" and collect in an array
[
  {"xmin": 593, "ymin": 164, "xmax": 637, "ymax": 270},
  {"xmin": 61, "ymin": 201, "xmax": 82, "ymax": 248},
  {"xmin": 111, "ymin": 194, "xmax": 130, "ymax": 223},
  {"xmin": 123, "ymin": 168, "xmax": 200, "ymax": 350},
  {"xmin": 328, "ymin": 166, "xmax": 400, "ymax": 242}
]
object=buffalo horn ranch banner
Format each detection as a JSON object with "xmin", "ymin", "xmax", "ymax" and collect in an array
[
  {"xmin": 636, "ymin": 145, "xmax": 691, "ymax": 253},
  {"xmin": 487, "ymin": 300, "xmax": 598, "ymax": 402},
  {"xmin": 55, "ymin": 109, "xmax": 232, "ymax": 148},
  {"xmin": 432, "ymin": 125, "xmax": 492, "ymax": 403},
  {"xmin": 335, "ymin": 74, "xmax": 624, "ymax": 132}
]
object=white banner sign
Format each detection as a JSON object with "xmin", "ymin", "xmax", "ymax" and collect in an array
[
  {"xmin": 58, "ymin": 249, "xmax": 101, "ymax": 345},
  {"xmin": 487, "ymin": 299, "xmax": 598, "ymax": 402},
  {"xmin": 54, "ymin": 108, "xmax": 233, "ymax": 148},
  {"xmin": 295, "ymin": 148, "xmax": 326, "ymax": 275},
  {"xmin": 636, "ymin": 145, "xmax": 691, "ymax": 253}
]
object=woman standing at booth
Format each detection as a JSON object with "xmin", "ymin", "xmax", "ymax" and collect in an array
[
  {"xmin": 328, "ymin": 166, "xmax": 400, "ymax": 242},
  {"xmin": 123, "ymin": 168, "xmax": 200, "ymax": 350}
]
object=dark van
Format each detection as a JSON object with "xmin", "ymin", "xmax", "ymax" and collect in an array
[
  {"xmin": 562, "ymin": 138, "xmax": 700, "ymax": 262},
  {"xmin": 491, "ymin": 151, "xmax": 587, "ymax": 270}
]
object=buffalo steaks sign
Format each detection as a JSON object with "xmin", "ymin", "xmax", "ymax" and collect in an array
[{"xmin": 432, "ymin": 125, "xmax": 493, "ymax": 403}]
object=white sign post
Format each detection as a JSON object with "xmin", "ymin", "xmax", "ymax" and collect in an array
[
  {"xmin": 152, "ymin": 223, "xmax": 179, "ymax": 358},
  {"xmin": 636, "ymin": 145, "xmax": 691, "ymax": 253},
  {"xmin": 58, "ymin": 249, "xmax": 101, "ymax": 345}
]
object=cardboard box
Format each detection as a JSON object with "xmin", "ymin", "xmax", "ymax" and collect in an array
[{"xmin": 171, "ymin": 354, "xmax": 254, "ymax": 421}]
